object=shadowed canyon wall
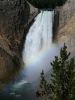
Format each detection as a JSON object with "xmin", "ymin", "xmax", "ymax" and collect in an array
[{"xmin": 0, "ymin": 0, "xmax": 38, "ymax": 85}]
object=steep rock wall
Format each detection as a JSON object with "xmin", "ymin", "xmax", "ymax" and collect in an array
[
  {"xmin": 56, "ymin": 0, "xmax": 75, "ymax": 56},
  {"xmin": 59, "ymin": 0, "xmax": 75, "ymax": 29},
  {"xmin": 53, "ymin": 0, "xmax": 75, "ymax": 38},
  {"xmin": 0, "ymin": 0, "xmax": 38, "ymax": 85}
]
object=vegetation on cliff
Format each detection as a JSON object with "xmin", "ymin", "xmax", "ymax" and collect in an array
[{"xmin": 36, "ymin": 44, "xmax": 75, "ymax": 100}]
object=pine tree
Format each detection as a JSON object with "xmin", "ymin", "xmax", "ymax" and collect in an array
[{"xmin": 36, "ymin": 44, "xmax": 75, "ymax": 100}]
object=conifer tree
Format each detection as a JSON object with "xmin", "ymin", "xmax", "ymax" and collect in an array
[{"xmin": 36, "ymin": 44, "xmax": 75, "ymax": 100}]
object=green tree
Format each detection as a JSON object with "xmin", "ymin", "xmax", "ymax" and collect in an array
[
  {"xmin": 27, "ymin": 0, "xmax": 67, "ymax": 9},
  {"xmin": 36, "ymin": 44, "xmax": 75, "ymax": 100}
]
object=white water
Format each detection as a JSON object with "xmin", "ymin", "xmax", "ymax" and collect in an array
[
  {"xmin": 22, "ymin": 11, "xmax": 60, "ymax": 82},
  {"xmin": 23, "ymin": 11, "xmax": 54, "ymax": 64}
]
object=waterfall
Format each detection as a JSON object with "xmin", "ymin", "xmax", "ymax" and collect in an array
[{"xmin": 23, "ymin": 10, "xmax": 54, "ymax": 65}]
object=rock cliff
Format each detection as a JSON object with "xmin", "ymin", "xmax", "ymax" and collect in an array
[
  {"xmin": 59, "ymin": 0, "xmax": 75, "ymax": 29},
  {"xmin": 57, "ymin": 0, "xmax": 75, "ymax": 56},
  {"xmin": 0, "ymin": 0, "xmax": 38, "ymax": 85}
]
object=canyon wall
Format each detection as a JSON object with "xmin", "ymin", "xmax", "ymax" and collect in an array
[
  {"xmin": 0, "ymin": 0, "xmax": 38, "ymax": 85},
  {"xmin": 57, "ymin": 0, "xmax": 75, "ymax": 57},
  {"xmin": 53, "ymin": 0, "xmax": 75, "ymax": 39},
  {"xmin": 59, "ymin": 0, "xmax": 75, "ymax": 29},
  {"xmin": 54, "ymin": 0, "xmax": 75, "ymax": 36}
]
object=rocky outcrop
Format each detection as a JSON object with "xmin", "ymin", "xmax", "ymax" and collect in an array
[
  {"xmin": 57, "ymin": 14, "xmax": 75, "ymax": 53},
  {"xmin": 53, "ymin": 0, "xmax": 75, "ymax": 39},
  {"xmin": 59, "ymin": 0, "xmax": 75, "ymax": 29},
  {"xmin": 0, "ymin": 0, "xmax": 38, "ymax": 85},
  {"xmin": 56, "ymin": 0, "xmax": 75, "ymax": 56}
]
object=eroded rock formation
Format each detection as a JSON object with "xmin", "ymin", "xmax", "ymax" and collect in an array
[{"xmin": 0, "ymin": 0, "xmax": 38, "ymax": 85}]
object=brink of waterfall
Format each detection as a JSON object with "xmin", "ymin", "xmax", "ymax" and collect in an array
[{"xmin": 23, "ymin": 11, "xmax": 54, "ymax": 65}]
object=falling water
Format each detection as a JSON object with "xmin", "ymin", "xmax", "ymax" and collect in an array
[
  {"xmin": 0, "ymin": 10, "xmax": 60, "ymax": 100},
  {"xmin": 23, "ymin": 11, "xmax": 54, "ymax": 65}
]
